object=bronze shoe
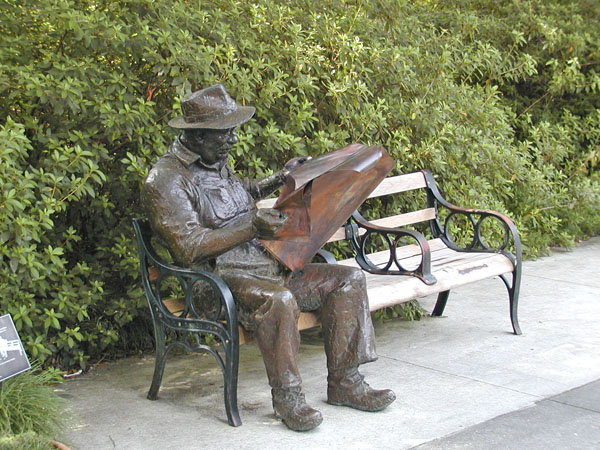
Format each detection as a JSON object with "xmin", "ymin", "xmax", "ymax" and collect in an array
[
  {"xmin": 272, "ymin": 386, "xmax": 323, "ymax": 431},
  {"xmin": 327, "ymin": 368, "xmax": 396, "ymax": 412}
]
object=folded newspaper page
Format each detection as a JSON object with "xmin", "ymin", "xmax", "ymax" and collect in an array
[{"xmin": 259, "ymin": 143, "xmax": 394, "ymax": 271}]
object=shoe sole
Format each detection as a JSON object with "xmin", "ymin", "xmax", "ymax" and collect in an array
[
  {"xmin": 274, "ymin": 412, "xmax": 323, "ymax": 432},
  {"xmin": 326, "ymin": 399, "xmax": 394, "ymax": 412}
]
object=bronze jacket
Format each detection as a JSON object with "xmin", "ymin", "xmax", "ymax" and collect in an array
[{"xmin": 141, "ymin": 138, "xmax": 282, "ymax": 282}]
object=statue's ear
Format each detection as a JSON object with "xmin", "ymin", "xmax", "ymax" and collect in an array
[{"xmin": 182, "ymin": 128, "xmax": 204, "ymax": 145}]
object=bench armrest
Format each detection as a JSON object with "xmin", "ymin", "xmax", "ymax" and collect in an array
[
  {"xmin": 145, "ymin": 255, "xmax": 239, "ymax": 347},
  {"xmin": 132, "ymin": 218, "xmax": 238, "ymax": 347},
  {"xmin": 423, "ymin": 170, "xmax": 522, "ymax": 266},
  {"xmin": 314, "ymin": 249, "xmax": 338, "ymax": 265},
  {"xmin": 153, "ymin": 263, "xmax": 236, "ymax": 320},
  {"xmin": 346, "ymin": 211, "xmax": 437, "ymax": 285}
]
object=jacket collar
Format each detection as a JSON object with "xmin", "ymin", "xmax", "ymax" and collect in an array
[{"xmin": 169, "ymin": 137, "xmax": 201, "ymax": 166}]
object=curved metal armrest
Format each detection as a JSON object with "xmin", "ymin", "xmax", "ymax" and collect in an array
[
  {"xmin": 154, "ymin": 262, "xmax": 237, "ymax": 326},
  {"xmin": 132, "ymin": 219, "xmax": 238, "ymax": 339},
  {"xmin": 314, "ymin": 249, "xmax": 338, "ymax": 265},
  {"xmin": 346, "ymin": 211, "xmax": 436, "ymax": 285},
  {"xmin": 443, "ymin": 207, "xmax": 522, "ymax": 268},
  {"xmin": 423, "ymin": 170, "xmax": 522, "ymax": 265},
  {"xmin": 132, "ymin": 218, "xmax": 241, "ymax": 427}
]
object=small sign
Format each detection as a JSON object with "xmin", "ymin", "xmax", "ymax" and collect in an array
[{"xmin": 0, "ymin": 314, "xmax": 31, "ymax": 383}]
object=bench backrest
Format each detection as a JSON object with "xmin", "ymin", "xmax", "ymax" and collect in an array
[{"xmin": 256, "ymin": 171, "xmax": 434, "ymax": 243}]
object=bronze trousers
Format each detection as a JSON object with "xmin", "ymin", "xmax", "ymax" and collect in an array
[{"xmin": 222, "ymin": 264, "xmax": 377, "ymax": 389}]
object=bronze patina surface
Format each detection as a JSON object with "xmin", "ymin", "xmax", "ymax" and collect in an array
[{"xmin": 141, "ymin": 84, "xmax": 395, "ymax": 431}]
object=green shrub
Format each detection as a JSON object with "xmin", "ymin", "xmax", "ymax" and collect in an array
[
  {"xmin": 0, "ymin": 432, "xmax": 54, "ymax": 450},
  {"xmin": 0, "ymin": 363, "xmax": 66, "ymax": 447},
  {"xmin": 0, "ymin": 0, "xmax": 598, "ymax": 368},
  {"xmin": 373, "ymin": 300, "xmax": 426, "ymax": 323}
]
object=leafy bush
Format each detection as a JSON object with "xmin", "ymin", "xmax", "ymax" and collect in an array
[{"xmin": 0, "ymin": 0, "xmax": 598, "ymax": 369}]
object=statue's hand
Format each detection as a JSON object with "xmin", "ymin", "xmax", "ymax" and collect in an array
[
  {"xmin": 282, "ymin": 156, "xmax": 311, "ymax": 178},
  {"xmin": 253, "ymin": 208, "xmax": 288, "ymax": 239}
]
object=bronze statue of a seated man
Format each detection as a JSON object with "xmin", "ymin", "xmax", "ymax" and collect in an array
[{"xmin": 141, "ymin": 84, "xmax": 395, "ymax": 431}]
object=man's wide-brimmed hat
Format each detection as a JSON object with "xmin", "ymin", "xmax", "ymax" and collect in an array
[{"xmin": 168, "ymin": 84, "xmax": 255, "ymax": 129}]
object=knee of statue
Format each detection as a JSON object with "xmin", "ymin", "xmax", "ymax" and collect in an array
[
  {"xmin": 334, "ymin": 266, "xmax": 367, "ymax": 296},
  {"xmin": 346, "ymin": 266, "xmax": 367, "ymax": 285},
  {"xmin": 270, "ymin": 290, "xmax": 299, "ymax": 313}
]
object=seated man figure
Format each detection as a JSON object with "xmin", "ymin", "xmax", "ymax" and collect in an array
[{"xmin": 141, "ymin": 84, "xmax": 395, "ymax": 431}]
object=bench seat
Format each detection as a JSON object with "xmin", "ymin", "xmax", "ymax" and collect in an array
[
  {"xmin": 133, "ymin": 167, "xmax": 522, "ymax": 428},
  {"xmin": 158, "ymin": 237, "xmax": 515, "ymax": 342},
  {"xmin": 339, "ymin": 238, "xmax": 514, "ymax": 311}
]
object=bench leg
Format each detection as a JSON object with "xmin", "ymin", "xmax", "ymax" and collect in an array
[
  {"xmin": 147, "ymin": 323, "xmax": 167, "ymax": 400},
  {"xmin": 431, "ymin": 290, "xmax": 450, "ymax": 316},
  {"xmin": 500, "ymin": 273, "xmax": 522, "ymax": 335},
  {"xmin": 222, "ymin": 340, "xmax": 241, "ymax": 427}
]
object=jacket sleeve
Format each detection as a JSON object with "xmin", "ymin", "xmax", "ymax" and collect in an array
[{"xmin": 242, "ymin": 172, "xmax": 286, "ymax": 200}]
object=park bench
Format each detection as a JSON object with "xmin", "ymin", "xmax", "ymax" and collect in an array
[{"xmin": 132, "ymin": 168, "xmax": 522, "ymax": 428}]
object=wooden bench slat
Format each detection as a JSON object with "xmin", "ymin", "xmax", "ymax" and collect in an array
[
  {"xmin": 359, "ymin": 242, "xmax": 475, "ymax": 269},
  {"xmin": 364, "ymin": 208, "xmax": 437, "ymax": 229},
  {"xmin": 335, "ymin": 237, "xmax": 443, "ymax": 266},
  {"xmin": 325, "ymin": 208, "xmax": 437, "ymax": 243},
  {"xmin": 254, "ymin": 207, "xmax": 437, "ymax": 243},
  {"xmin": 327, "ymin": 228, "xmax": 347, "ymax": 242},
  {"xmin": 256, "ymin": 172, "xmax": 427, "ymax": 210},
  {"xmin": 367, "ymin": 172, "xmax": 427, "ymax": 198},
  {"xmin": 162, "ymin": 297, "xmax": 185, "ymax": 316},
  {"xmin": 298, "ymin": 312, "xmax": 320, "ymax": 330},
  {"xmin": 256, "ymin": 197, "xmax": 277, "ymax": 209},
  {"xmin": 341, "ymin": 239, "xmax": 509, "ymax": 271},
  {"xmin": 372, "ymin": 253, "xmax": 511, "ymax": 310},
  {"xmin": 352, "ymin": 238, "xmax": 445, "ymax": 270}
]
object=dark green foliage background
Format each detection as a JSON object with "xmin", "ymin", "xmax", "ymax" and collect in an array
[{"xmin": 1, "ymin": 0, "xmax": 599, "ymax": 368}]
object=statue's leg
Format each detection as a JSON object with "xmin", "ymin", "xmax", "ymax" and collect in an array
[
  {"xmin": 287, "ymin": 264, "xmax": 395, "ymax": 412},
  {"xmin": 222, "ymin": 274, "xmax": 322, "ymax": 431},
  {"xmin": 287, "ymin": 264, "xmax": 377, "ymax": 368}
]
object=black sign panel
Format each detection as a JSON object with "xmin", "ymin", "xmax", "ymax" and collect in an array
[{"xmin": 0, "ymin": 314, "xmax": 31, "ymax": 382}]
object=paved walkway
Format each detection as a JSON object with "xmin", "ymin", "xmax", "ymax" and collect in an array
[{"xmin": 59, "ymin": 237, "xmax": 600, "ymax": 449}]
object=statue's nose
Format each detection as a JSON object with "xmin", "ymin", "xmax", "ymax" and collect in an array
[{"xmin": 228, "ymin": 133, "xmax": 238, "ymax": 145}]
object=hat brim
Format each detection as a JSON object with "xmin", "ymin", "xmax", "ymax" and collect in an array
[{"xmin": 168, "ymin": 106, "xmax": 256, "ymax": 129}]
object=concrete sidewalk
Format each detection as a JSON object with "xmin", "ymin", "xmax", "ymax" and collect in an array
[{"xmin": 59, "ymin": 237, "xmax": 600, "ymax": 450}]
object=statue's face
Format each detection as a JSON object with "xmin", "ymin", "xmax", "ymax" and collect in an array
[{"xmin": 184, "ymin": 128, "xmax": 238, "ymax": 165}]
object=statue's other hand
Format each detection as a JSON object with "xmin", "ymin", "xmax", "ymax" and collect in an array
[
  {"xmin": 282, "ymin": 156, "xmax": 312, "ymax": 177},
  {"xmin": 253, "ymin": 208, "xmax": 288, "ymax": 239}
]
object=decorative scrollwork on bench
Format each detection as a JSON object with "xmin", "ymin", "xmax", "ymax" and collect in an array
[
  {"xmin": 442, "ymin": 210, "xmax": 511, "ymax": 252},
  {"xmin": 345, "ymin": 211, "xmax": 437, "ymax": 285},
  {"xmin": 423, "ymin": 170, "xmax": 522, "ymax": 267}
]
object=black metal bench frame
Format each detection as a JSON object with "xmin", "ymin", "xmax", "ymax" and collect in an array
[
  {"xmin": 132, "ymin": 169, "xmax": 522, "ymax": 428},
  {"xmin": 344, "ymin": 170, "xmax": 522, "ymax": 334},
  {"xmin": 132, "ymin": 218, "xmax": 242, "ymax": 427}
]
